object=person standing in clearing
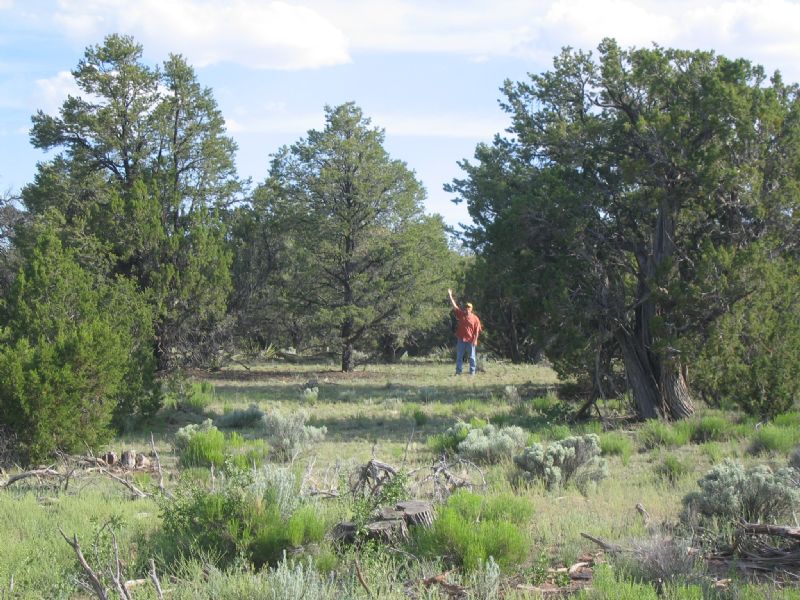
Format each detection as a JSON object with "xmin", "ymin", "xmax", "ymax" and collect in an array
[{"xmin": 448, "ymin": 288, "xmax": 482, "ymax": 375}]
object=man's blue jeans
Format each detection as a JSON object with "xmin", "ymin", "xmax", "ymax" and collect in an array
[{"xmin": 455, "ymin": 339, "xmax": 477, "ymax": 375}]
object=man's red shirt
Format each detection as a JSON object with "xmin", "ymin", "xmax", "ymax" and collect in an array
[{"xmin": 454, "ymin": 308, "xmax": 482, "ymax": 345}]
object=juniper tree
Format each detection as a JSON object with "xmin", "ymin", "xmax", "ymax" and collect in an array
[{"xmin": 451, "ymin": 40, "xmax": 800, "ymax": 419}]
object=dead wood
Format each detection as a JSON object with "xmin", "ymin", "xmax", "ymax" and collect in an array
[
  {"xmin": 739, "ymin": 522, "xmax": 800, "ymax": 542},
  {"xmin": 355, "ymin": 558, "xmax": 373, "ymax": 598},
  {"xmin": 59, "ymin": 529, "xmax": 109, "ymax": 600},
  {"xmin": 149, "ymin": 558, "xmax": 164, "ymax": 600},
  {"xmin": 0, "ymin": 467, "xmax": 63, "ymax": 489},
  {"xmin": 580, "ymin": 532, "xmax": 630, "ymax": 554}
]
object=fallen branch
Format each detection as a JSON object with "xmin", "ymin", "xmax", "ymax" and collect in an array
[
  {"xmin": 0, "ymin": 468, "xmax": 63, "ymax": 489},
  {"xmin": 59, "ymin": 529, "xmax": 109, "ymax": 600},
  {"xmin": 100, "ymin": 468, "xmax": 147, "ymax": 499},
  {"xmin": 739, "ymin": 522, "xmax": 800, "ymax": 542},
  {"xmin": 355, "ymin": 558, "xmax": 373, "ymax": 598},
  {"xmin": 580, "ymin": 532, "xmax": 630, "ymax": 554}
]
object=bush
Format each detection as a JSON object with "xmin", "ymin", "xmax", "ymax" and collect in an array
[
  {"xmin": 261, "ymin": 410, "xmax": 327, "ymax": 461},
  {"xmin": 175, "ymin": 420, "xmax": 269, "ymax": 468},
  {"xmin": 599, "ymin": 432, "xmax": 634, "ymax": 463},
  {"xmin": 749, "ymin": 424, "xmax": 800, "ymax": 455},
  {"xmin": 159, "ymin": 467, "xmax": 330, "ymax": 569},
  {"xmin": 654, "ymin": 454, "xmax": 691, "ymax": 483},
  {"xmin": 682, "ymin": 459, "xmax": 800, "ymax": 527},
  {"xmin": 301, "ymin": 386, "xmax": 319, "ymax": 404},
  {"xmin": 216, "ymin": 404, "xmax": 265, "ymax": 429},
  {"xmin": 426, "ymin": 419, "xmax": 485, "ymax": 455},
  {"xmin": 164, "ymin": 378, "xmax": 215, "ymax": 413},
  {"xmin": 456, "ymin": 423, "xmax": 529, "ymax": 464},
  {"xmin": 686, "ymin": 416, "xmax": 733, "ymax": 443},
  {"xmin": 0, "ymin": 232, "xmax": 157, "ymax": 463},
  {"xmin": 638, "ymin": 421, "xmax": 689, "ymax": 450},
  {"xmin": 181, "ymin": 427, "xmax": 226, "ymax": 468},
  {"xmin": 413, "ymin": 490, "xmax": 532, "ymax": 571},
  {"xmin": 514, "ymin": 434, "xmax": 608, "ymax": 491},
  {"xmin": 692, "ymin": 258, "xmax": 800, "ymax": 418}
]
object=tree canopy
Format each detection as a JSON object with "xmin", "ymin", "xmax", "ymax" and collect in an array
[
  {"xmin": 451, "ymin": 39, "xmax": 800, "ymax": 419},
  {"xmin": 248, "ymin": 103, "xmax": 455, "ymax": 371}
]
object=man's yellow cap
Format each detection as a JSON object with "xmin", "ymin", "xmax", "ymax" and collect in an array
[{"xmin": 466, "ymin": 302, "xmax": 473, "ymax": 309}]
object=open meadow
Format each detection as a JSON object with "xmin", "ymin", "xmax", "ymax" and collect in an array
[{"xmin": 2, "ymin": 359, "xmax": 800, "ymax": 599}]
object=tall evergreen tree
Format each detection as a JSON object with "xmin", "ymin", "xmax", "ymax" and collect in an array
[
  {"xmin": 25, "ymin": 34, "xmax": 238, "ymax": 368},
  {"xmin": 256, "ymin": 103, "xmax": 454, "ymax": 371}
]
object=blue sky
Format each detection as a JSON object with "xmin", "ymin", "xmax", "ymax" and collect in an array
[{"xmin": 3, "ymin": 1, "xmax": 800, "ymax": 228}]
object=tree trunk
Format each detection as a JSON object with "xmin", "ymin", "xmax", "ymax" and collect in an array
[
  {"xmin": 617, "ymin": 331, "xmax": 694, "ymax": 420},
  {"xmin": 341, "ymin": 316, "xmax": 354, "ymax": 372},
  {"xmin": 617, "ymin": 331, "xmax": 662, "ymax": 419},
  {"xmin": 659, "ymin": 364, "xmax": 694, "ymax": 419}
]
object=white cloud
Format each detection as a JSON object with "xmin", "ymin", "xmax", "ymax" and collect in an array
[
  {"xmin": 33, "ymin": 70, "xmax": 80, "ymax": 114},
  {"xmin": 376, "ymin": 112, "xmax": 507, "ymax": 140},
  {"xmin": 51, "ymin": 0, "xmax": 350, "ymax": 70},
  {"xmin": 0, "ymin": 0, "xmax": 13, "ymax": 9},
  {"xmin": 225, "ymin": 103, "xmax": 505, "ymax": 140}
]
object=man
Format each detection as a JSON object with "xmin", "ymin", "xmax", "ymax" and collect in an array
[{"xmin": 448, "ymin": 288, "xmax": 482, "ymax": 375}]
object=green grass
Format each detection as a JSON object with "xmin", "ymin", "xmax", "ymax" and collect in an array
[
  {"xmin": 749, "ymin": 424, "xmax": 800, "ymax": 454},
  {"xmin": 599, "ymin": 432, "xmax": 634, "ymax": 464},
  {"xmin": 1, "ymin": 360, "xmax": 793, "ymax": 598}
]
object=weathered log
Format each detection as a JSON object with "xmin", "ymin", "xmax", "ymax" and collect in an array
[
  {"xmin": 0, "ymin": 468, "xmax": 62, "ymax": 489},
  {"xmin": 739, "ymin": 522, "xmax": 800, "ymax": 541}
]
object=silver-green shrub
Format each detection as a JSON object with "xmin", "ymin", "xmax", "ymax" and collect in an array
[
  {"xmin": 249, "ymin": 465, "xmax": 300, "ymax": 518},
  {"xmin": 261, "ymin": 410, "xmax": 327, "ymax": 461},
  {"xmin": 216, "ymin": 404, "xmax": 265, "ymax": 429},
  {"xmin": 301, "ymin": 386, "xmax": 319, "ymax": 404},
  {"xmin": 264, "ymin": 556, "xmax": 338, "ymax": 600},
  {"xmin": 682, "ymin": 459, "xmax": 800, "ymax": 526},
  {"xmin": 456, "ymin": 424, "xmax": 528, "ymax": 464},
  {"xmin": 514, "ymin": 434, "xmax": 608, "ymax": 491}
]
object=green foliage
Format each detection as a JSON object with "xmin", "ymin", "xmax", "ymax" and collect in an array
[
  {"xmin": 0, "ymin": 232, "xmax": 157, "ymax": 463},
  {"xmin": 638, "ymin": 421, "xmax": 689, "ymax": 450},
  {"xmin": 682, "ymin": 460, "xmax": 800, "ymax": 527},
  {"xmin": 456, "ymin": 423, "xmax": 529, "ymax": 464},
  {"xmin": 693, "ymin": 257, "xmax": 800, "ymax": 418},
  {"xmin": 451, "ymin": 40, "xmax": 800, "ymax": 419},
  {"xmin": 599, "ymin": 432, "xmax": 634, "ymax": 464},
  {"xmin": 254, "ymin": 102, "xmax": 457, "ymax": 371},
  {"xmin": 174, "ymin": 419, "xmax": 268, "ymax": 468},
  {"xmin": 159, "ymin": 467, "xmax": 330, "ymax": 569},
  {"xmin": 25, "ymin": 34, "xmax": 238, "ymax": 370},
  {"xmin": 413, "ymin": 490, "xmax": 532, "ymax": 571},
  {"xmin": 164, "ymin": 378, "xmax": 216, "ymax": 413},
  {"xmin": 654, "ymin": 454, "xmax": 691, "ymax": 483},
  {"xmin": 514, "ymin": 434, "xmax": 608, "ymax": 492},
  {"xmin": 426, "ymin": 420, "xmax": 474, "ymax": 455},
  {"xmin": 301, "ymin": 386, "xmax": 319, "ymax": 404},
  {"xmin": 216, "ymin": 403, "xmax": 265, "ymax": 429},
  {"xmin": 576, "ymin": 564, "xmax": 659, "ymax": 600},
  {"xmin": 260, "ymin": 409, "xmax": 327, "ymax": 461},
  {"xmin": 685, "ymin": 415, "xmax": 734, "ymax": 443},
  {"xmin": 749, "ymin": 424, "xmax": 800, "ymax": 454},
  {"xmin": 181, "ymin": 427, "xmax": 226, "ymax": 468}
]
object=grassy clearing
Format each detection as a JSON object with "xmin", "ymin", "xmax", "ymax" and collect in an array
[{"xmin": 1, "ymin": 359, "xmax": 798, "ymax": 598}]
